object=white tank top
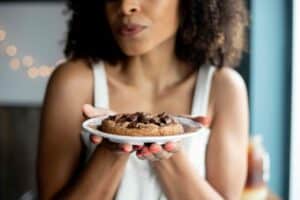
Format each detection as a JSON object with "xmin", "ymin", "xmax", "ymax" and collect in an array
[{"xmin": 81, "ymin": 61, "xmax": 216, "ymax": 200}]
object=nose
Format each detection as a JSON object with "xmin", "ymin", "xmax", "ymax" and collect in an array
[{"xmin": 121, "ymin": 0, "xmax": 140, "ymax": 15}]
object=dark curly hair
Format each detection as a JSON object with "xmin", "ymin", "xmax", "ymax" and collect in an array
[{"xmin": 64, "ymin": 0, "xmax": 248, "ymax": 68}]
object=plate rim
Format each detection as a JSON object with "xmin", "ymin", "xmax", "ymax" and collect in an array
[{"xmin": 82, "ymin": 116, "xmax": 208, "ymax": 143}]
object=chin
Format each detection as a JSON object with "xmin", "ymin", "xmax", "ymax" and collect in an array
[
  {"xmin": 119, "ymin": 41, "xmax": 155, "ymax": 56},
  {"xmin": 121, "ymin": 45, "xmax": 153, "ymax": 57}
]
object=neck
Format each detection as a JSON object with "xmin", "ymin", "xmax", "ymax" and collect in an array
[{"xmin": 115, "ymin": 37, "xmax": 195, "ymax": 92}]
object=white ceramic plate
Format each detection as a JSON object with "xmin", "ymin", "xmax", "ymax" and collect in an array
[{"xmin": 82, "ymin": 115, "xmax": 208, "ymax": 145}]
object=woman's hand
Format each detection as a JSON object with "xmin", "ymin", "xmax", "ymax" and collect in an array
[
  {"xmin": 82, "ymin": 104, "xmax": 133, "ymax": 153},
  {"xmin": 136, "ymin": 142, "xmax": 181, "ymax": 161},
  {"xmin": 136, "ymin": 115, "xmax": 211, "ymax": 161},
  {"xmin": 178, "ymin": 115, "xmax": 211, "ymax": 127},
  {"xmin": 82, "ymin": 104, "xmax": 115, "ymax": 144}
]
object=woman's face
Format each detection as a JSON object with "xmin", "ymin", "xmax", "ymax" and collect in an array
[{"xmin": 105, "ymin": 0, "xmax": 180, "ymax": 56}]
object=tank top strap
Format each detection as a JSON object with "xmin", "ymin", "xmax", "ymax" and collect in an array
[
  {"xmin": 191, "ymin": 64, "xmax": 216, "ymax": 116},
  {"xmin": 93, "ymin": 61, "xmax": 109, "ymax": 108}
]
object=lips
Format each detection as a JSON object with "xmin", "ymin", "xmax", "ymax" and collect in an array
[{"xmin": 118, "ymin": 24, "xmax": 146, "ymax": 37}]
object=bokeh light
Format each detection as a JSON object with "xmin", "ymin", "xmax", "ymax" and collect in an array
[
  {"xmin": 0, "ymin": 28, "xmax": 59, "ymax": 79},
  {"xmin": 22, "ymin": 56, "xmax": 34, "ymax": 67},
  {"xmin": 0, "ymin": 30, "xmax": 6, "ymax": 41},
  {"xmin": 9, "ymin": 58, "xmax": 21, "ymax": 70},
  {"xmin": 39, "ymin": 65, "xmax": 49, "ymax": 77},
  {"xmin": 5, "ymin": 45, "xmax": 17, "ymax": 56},
  {"xmin": 27, "ymin": 67, "xmax": 39, "ymax": 79}
]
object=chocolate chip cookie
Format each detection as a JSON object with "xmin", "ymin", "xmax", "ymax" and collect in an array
[{"xmin": 98, "ymin": 112, "xmax": 184, "ymax": 136}]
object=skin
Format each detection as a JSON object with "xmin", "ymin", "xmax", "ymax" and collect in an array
[{"xmin": 37, "ymin": 0, "xmax": 249, "ymax": 199}]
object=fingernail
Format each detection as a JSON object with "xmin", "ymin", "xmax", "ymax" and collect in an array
[
  {"xmin": 194, "ymin": 116, "xmax": 211, "ymax": 126},
  {"xmin": 164, "ymin": 143, "xmax": 175, "ymax": 151},
  {"xmin": 84, "ymin": 104, "xmax": 94, "ymax": 113},
  {"xmin": 90, "ymin": 135, "xmax": 101, "ymax": 144},
  {"xmin": 150, "ymin": 145, "xmax": 161, "ymax": 153},
  {"xmin": 123, "ymin": 145, "xmax": 132, "ymax": 153}
]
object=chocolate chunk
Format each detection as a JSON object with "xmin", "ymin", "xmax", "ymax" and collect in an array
[
  {"xmin": 134, "ymin": 112, "xmax": 148, "ymax": 123},
  {"xmin": 149, "ymin": 117, "xmax": 161, "ymax": 125},
  {"xmin": 107, "ymin": 111, "xmax": 175, "ymax": 128},
  {"xmin": 159, "ymin": 122, "xmax": 165, "ymax": 126},
  {"xmin": 127, "ymin": 114, "xmax": 138, "ymax": 122},
  {"xmin": 135, "ymin": 112, "xmax": 144, "ymax": 121},
  {"xmin": 158, "ymin": 112, "xmax": 168, "ymax": 118},
  {"xmin": 141, "ymin": 115, "xmax": 152, "ymax": 124},
  {"xmin": 121, "ymin": 122, "xmax": 130, "ymax": 127},
  {"xmin": 161, "ymin": 117, "xmax": 173, "ymax": 124},
  {"xmin": 108, "ymin": 115, "xmax": 116, "ymax": 120},
  {"xmin": 127, "ymin": 121, "xmax": 138, "ymax": 128},
  {"xmin": 116, "ymin": 115, "xmax": 128, "ymax": 123}
]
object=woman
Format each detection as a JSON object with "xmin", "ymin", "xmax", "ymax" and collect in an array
[{"xmin": 37, "ymin": 0, "xmax": 249, "ymax": 199}]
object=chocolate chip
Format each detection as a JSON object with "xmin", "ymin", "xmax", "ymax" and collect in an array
[
  {"xmin": 149, "ymin": 117, "xmax": 161, "ymax": 125},
  {"xmin": 108, "ymin": 115, "xmax": 116, "ymax": 120},
  {"xmin": 158, "ymin": 112, "xmax": 167, "ymax": 118},
  {"xmin": 165, "ymin": 118, "xmax": 173, "ymax": 124},
  {"xmin": 127, "ymin": 114, "xmax": 138, "ymax": 122},
  {"xmin": 109, "ymin": 112, "xmax": 175, "ymax": 128},
  {"xmin": 127, "ymin": 122, "xmax": 138, "ymax": 128},
  {"xmin": 121, "ymin": 122, "xmax": 130, "ymax": 127},
  {"xmin": 116, "ymin": 115, "xmax": 128, "ymax": 123},
  {"xmin": 161, "ymin": 117, "xmax": 173, "ymax": 124}
]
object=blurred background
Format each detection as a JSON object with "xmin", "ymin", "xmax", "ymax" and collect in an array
[{"xmin": 0, "ymin": 0, "xmax": 298, "ymax": 199}]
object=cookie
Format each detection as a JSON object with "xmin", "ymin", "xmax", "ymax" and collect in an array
[{"xmin": 98, "ymin": 112, "xmax": 184, "ymax": 136}]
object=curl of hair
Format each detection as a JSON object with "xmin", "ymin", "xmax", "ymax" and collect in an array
[{"xmin": 64, "ymin": 0, "xmax": 248, "ymax": 68}]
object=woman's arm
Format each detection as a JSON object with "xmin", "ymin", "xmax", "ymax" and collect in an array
[
  {"xmin": 37, "ymin": 61, "xmax": 129, "ymax": 200},
  {"xmin": 150, "ymin": 68, "xmax": 249, "ymax": 200},
  {"xmin": 55, "ymin": 146, "xmax": 129, "ymax": 200}
]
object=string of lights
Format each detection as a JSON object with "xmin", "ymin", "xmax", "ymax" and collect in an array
[{"xmin": 0, "ymin": 26, "xmax": 64, "ymax": 79}]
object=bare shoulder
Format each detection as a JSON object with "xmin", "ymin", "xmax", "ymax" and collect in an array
[
  {"xmin": 48, "ymin": 59, "xmax": 93, "ymax": 95},
  {"xmin": 213, "ymin": 67, "xmax": 247, "ymax": 93},
  {"xmin": 209, "ymin": 67, "xmax": 249, "ymax": 119},
  {"xmin": 41, "ymin": 58, "xmax": 94, "ymax": 130},
  {"xmin": 211, "ymin": 67, "xmax": 248, "ymax": 102},
  {"xmin": 41, "ymin": 58, "xmax": 94, "ymax": 133}
]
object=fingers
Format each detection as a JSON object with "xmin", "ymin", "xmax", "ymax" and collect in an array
[
  {"xmin": 191, "ymin": 116, "xmax": 211, "ymax": 127},
  {"xmin": 137, "ymin": 146, "xmax": 156, "ymax": 161},
  {"xmin": 149, "ymin": 143, "xmax": 162, "ymax": 153},
  {"xmin": 163, "ymin": 142, "xmax": 181, "ymax": 153},
  {"xmin": 92, "ymin": 140, "xmax": 181, "ymax": 160},
  {"xmin": 150, "ymin": 144, "xmax": 171, "ymax": 160},
  {"xmin": 119, "ymin": 143, "xmax": 133, "ymax": 153},
  {"xmin": 177, "ymin": 114, "xmax": 211, "ymax": 127},
  {"xmin": 137, "ymin": 143, "xmax": 179, "ymax": 161},
  {"xmin": 100, "ymin": 140, "xmax": 133, "ymax": 154},
  {"xmin": 91, "ymin": 137, "xmax": 133, "ymax": 154},
  {"xmin": 82, "ymin": 104, "xmax": 116, "ymax": 118},
  {"xmin": 90, "ymin": 134, "xmax": 103, "ymax": 144}
]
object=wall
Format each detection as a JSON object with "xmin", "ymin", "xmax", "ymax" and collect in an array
[
  {"xmin": 249, "ymin": 0, "xmax": 292, "ymax": 198},
  {"xmin": 0, "ymin": 3, "xmax": 65, "ymax": 105}
]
